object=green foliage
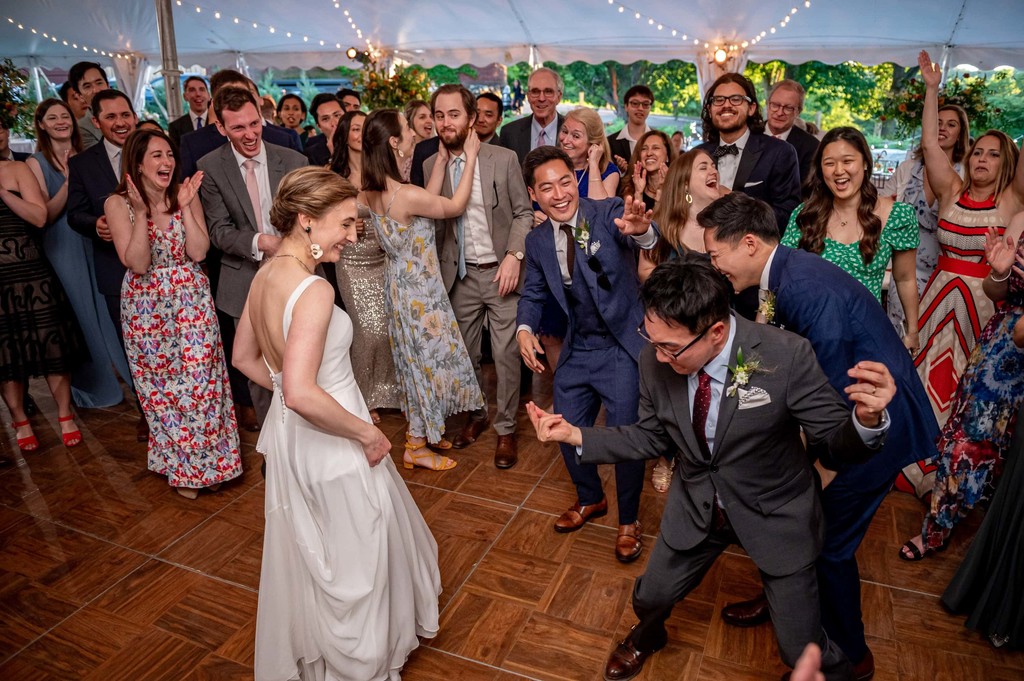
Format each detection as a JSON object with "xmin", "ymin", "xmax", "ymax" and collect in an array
[
  {"xmin": 355, "ymin": 62, "xmax": 431, "ymax": 110},
  {"xmin": 985, "ymin": 69, "xmax": 1024, "ymax": 139},
  {"xmin": 881, "ymin": 67, "xmax": 1002, "ymax": 136},
  {"xmin": 426, "ymin": 65, "xmax": 478, "ymax": 86},
  {"xmin": 0, "ymin": 59, "xmax": 32, "ymax": 135},
  {"xmin": 295, "ymin": 71, "xmax": 321, "ymax": 127}
]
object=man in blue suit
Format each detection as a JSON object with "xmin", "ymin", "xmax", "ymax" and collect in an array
[
  {"xmin": 697, "ymin": 73, "xmax": 801, "ymax": 232},
  {"xmin": 701, "ymin": 192, "xmax": 939, "ymax": 681},
  {"xmin": 516, "ymin": 146, "xmax": 657, "ymax": 562}
]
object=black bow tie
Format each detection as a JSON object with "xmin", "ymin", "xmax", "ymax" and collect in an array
[{"xmin": 713, "ymin": 144, "xmax": 738, "ymax": 159}]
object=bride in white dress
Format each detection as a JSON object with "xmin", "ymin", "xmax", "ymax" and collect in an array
[{"xmin": 233, "ymin": 167, "xmax": 440, "ymax": 681}]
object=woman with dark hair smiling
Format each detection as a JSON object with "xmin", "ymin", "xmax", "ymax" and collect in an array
[
  {"xmin": 618, "ymin": 129, "xmax": 677, "ymax": 212},
  {"xmin": 104, "ymin": 128, "xmax": 241, "ymax": 498},
  {"xmin": 328, "ymin": 110, "xmax": 401, "ymax": 423},
  {"xmin": 27, "ymin": 98, "xmax": 127, "ymax": 409},
  {"xmin": 781, "ymin": 126, "xmax": 921, "ymax": 344},
  {"xmin": 276, "ymin": 93, "xmax": 309, "ymax": 147},
  {"xmin": 361, "ymin": 108, "xmax": 483, "ymax": 470}
]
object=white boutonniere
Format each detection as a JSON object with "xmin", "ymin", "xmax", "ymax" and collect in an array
[
  {"xmin": 573, "ymin": 218, "xmax": 591, "ymax": 251},
  {"xmin": 726, "ymin": 347, "xmax": 763, "ymax": 397},
  {"xmin": 588, "ymin": 240, "xmax": 601, "ymax": 256},
  {"xmin": 758, "ymin": 291, "xmax": 777, "ymax": 325}
]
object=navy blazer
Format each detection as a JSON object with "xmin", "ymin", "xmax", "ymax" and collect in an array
[
  {"xmin": 784, "ymin": 125, "xmax": 820, "ymax": 186},
  {"xmin": 67, "ymin": 142, "xmax": 126, "ymax": 297},
  {"xmin": 303, "ymin": 135, "xmax": 330, "ymax": 167},
  {"xmin": 168, "ymin": 112, "xmax": 203, "ymax": 149},
  {"xmin": 517, "ymin": 197, "xmax": 647, "ymax": 369},
  {"xmin": 699, "ymin": 132, "xmax": 801, "ymax": 232},
  {"xmin": 179, "ymin": 122, "xmax": 302, "ymax": 179},
  {"xmin": 410, "ymin": 136, "xmax": 441, "ymax": 188},
  {"xmin": 767, "ymin": 245, "xmax": 939, "ymax": 488}
]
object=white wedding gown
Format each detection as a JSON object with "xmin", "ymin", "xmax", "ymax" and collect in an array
[{"xmin": 255, "ymin": 276, "xmax": 440, "ymax": 681}]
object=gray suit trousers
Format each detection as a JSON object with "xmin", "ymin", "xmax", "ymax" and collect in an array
[{"xmin": 449, "ymin": 264, "xmax": 521, "ymax": 435}]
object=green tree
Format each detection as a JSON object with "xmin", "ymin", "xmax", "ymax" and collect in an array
[{"xmin": 426, "ymin": 65, "xmax": 478, "ymax": 86}]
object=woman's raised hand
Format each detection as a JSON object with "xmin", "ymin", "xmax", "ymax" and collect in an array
[{"xmin": 918, "ymin": 50, "xmax": 941, "ymax": 89}]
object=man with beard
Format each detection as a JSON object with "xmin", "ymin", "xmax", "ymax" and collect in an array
[
  {"xmin": 168, "ymin": 75, "xmax": 211, "ymax": 148},
  {"xmin": 67, "ymin": 89, "xmax": 147, "ymax": 439},
  {"xmin": 697, "ymin": 73, "xmax": 801, "ymax": 232},
  {"xmin": 423, "ymin": 84, "xmax": 534, "ymax": 467}
]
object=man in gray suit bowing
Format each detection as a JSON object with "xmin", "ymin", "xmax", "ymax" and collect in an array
[
  {"xmin": 528, "ymin": 256, "xmax": 896, "ymax": 681},
  {"xmin": 199, "ymin": 86, "xmax": 307, "ymax": 422},
  {"xmin": 424, "ymin": 84, "xmax": 534, "ymax": 468}
]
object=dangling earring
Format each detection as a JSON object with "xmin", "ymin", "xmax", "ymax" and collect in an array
[
  {"xmin": 398, "ymin": 148, "xmax": 405, "ymax": 159},
  {"xmin": 684, "ymin": 186, "xmax": 693, "ymax": 204},
  {"xmin": 304, "ymin": 225, "xmax": 323, "ymax": 260}
]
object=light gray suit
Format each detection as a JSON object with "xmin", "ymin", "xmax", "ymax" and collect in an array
[
  {"xmin": 582, "ymin": 317, "xmax": 882, "ymax": 680},
  {"xmin": 423, "ymin": 143, "xmax": 533, "ymax": 435},
  {"xmin": 78, "ymin": 112, "xmax": 102, "ymax": 150},
  {"xmin": 198, "ymin": 141, "xmax": 308, "ymax": 319}
]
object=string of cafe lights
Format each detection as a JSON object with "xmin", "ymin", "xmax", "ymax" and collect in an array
[
  {"xmin": 172, "ymin": 0, "xmax": 375, "ymax": 53},
  {"xmin": 602, "ymin": 0, "xmax": 813, "ymax": 51},
  {"xmin": 2, "ymin": 15, "xmax": 127, "ymax": 58}
]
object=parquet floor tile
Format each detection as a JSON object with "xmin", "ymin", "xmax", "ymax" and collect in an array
[{"xmin": 0, "ymin": 371, "xmax": 1018, "ymax": 679}]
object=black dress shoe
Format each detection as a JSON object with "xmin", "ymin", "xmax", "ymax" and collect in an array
[
  {"xmin": 135, "ymin": 415, "xmax": 150, "ymax": 443},
  {"xmin": 721, "ymin": 591, "xmax": 770, "ymax": 627}
]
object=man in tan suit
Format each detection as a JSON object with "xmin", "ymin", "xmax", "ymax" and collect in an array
[{"xmin": 424, "ymin": 84, "xmax": 534, "ymax": 467}]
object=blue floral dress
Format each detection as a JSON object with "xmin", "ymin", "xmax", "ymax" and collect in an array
[
  {"xmin": 368, "ymin": 188, "xmax": 483, "ymax": 443},
  {"xmin": 921, "ymin": 232, "xmax": 1024, "ymax": 550},
  {"xmin": 121, "ymin": 208, "xmax": 241, "ymax": 488}
]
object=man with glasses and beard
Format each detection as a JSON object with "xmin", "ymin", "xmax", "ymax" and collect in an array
[
  {"xmin": 515, "ymin": 146, "xmax": 657, "ymax": 563},
  {"xmin": 422, "ymin": 85, "xmax": 534, "ymax": 468},
  {"xmin": 697, "ymin": 73, "xmax": 801, "ymax": 231}
]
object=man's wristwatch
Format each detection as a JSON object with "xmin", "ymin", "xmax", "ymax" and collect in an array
[{"xmin": 506, "ymin": 250, "xmax": 524, "ymax": 261}]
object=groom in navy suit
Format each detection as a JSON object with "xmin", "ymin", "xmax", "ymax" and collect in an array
[
  {"xmin": 516, "ymin": 146, "xmax": 657, "ymax": 563},
  {"xmin": 701, "ymin": 192, "xmax": 939, "ymax": 680}
]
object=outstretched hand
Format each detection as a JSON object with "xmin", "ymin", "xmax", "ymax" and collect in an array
[
  {"xmin": 632, "ymin": 163, "xmax": 647, "ymax": 196},
  {"xmin": 614, "ymin": 194, "xmax": 654, "ymax": 235},
  {"xmin": 985, "ymin": 225, "xmax": 1024, "ymax": 280},
  {"xmin": 918, "ymin": 50, "xmax": 941, "ymax": 89},
  {"xmin": 526, "ymin": 401, "xmax": 582, "ymax": 446},
  {"xmin": 178, "ymin": 171, "xmax": 203, "ymax": 209},
  {"xmin": 844, "ymin": 361, "xmax": 896, "ymax": 428}
]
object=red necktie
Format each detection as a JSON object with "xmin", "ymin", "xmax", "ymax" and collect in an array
[{"xmin": 692, "ymin": 369, "xmax": 712, "ymax": 459}]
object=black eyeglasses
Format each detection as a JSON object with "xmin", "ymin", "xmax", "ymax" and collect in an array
[
  {"xmin": 709, "ymin": 94, "xmax": 752, "ymax": 107},
  {"xmin": 587, "ymin": 255, "xmax": 611, "ymax": 290},
  {"xmin": 637, "ymin": 324, "xmax": 709, "ymax": 359},
  {"xmin": 768, "ymin": 101, "xmax": 798, "ymax": 114}
]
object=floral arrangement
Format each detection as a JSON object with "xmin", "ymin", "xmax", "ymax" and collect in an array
[
  {"xmin": 355, "ymin": 61, "xmax": 431, "ymax": 110},
  {"xmin": 0, "ymin": 59, "xmax": 32, "ymax": 135},
  {"xmin": 727, "ymin": 348, "xmax": 763, "ymax": 397},
  {"xmin": 881, "ymin": 70, "xmax": 1002, "ymax": 137}
]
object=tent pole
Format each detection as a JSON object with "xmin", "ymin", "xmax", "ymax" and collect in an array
[{"xmin": 155, "ymin": 0, "xmax": 183, "ymax": 120}]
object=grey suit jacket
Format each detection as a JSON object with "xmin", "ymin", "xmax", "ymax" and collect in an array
[
  {"xmin": 423, "ymin": 144, "xmax": 534, "ymax": 291},
  {"xmin": 198, "ymin": 141, "xmax": 308, "ymax": 317},
  {"xmin": 581, "ymin": 316, "xmax": 880, "ymax": 576},
  {"xmin": 78, "ymin": 112, "xmax": 102, "ymax": 150},
  {"xmin": 497, "ymin": 113, "xmax": 565, "ymax": 165}
]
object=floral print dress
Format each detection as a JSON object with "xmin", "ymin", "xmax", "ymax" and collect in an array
[
  {"xmin": 368, "ymin": 187, "xmax": 483, "ymax": 443},
  {"xmin": 121, "ymin": 208, "xmax": 241, "ymax": 488}
]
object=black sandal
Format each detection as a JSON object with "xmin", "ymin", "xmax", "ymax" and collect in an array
[{"xmin": 897, "ymin": 539, "xmax": 926, "ymax": 561}]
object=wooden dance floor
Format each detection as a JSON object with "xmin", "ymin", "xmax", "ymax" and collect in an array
[{"xmin": 1, "ymin": 368, "xmax": 1022, "ymax": 680}]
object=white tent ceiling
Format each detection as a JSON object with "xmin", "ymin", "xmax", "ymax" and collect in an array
[{"xmin": 2, "ymin": 0, "xmax": 1023, "ymax": 72}]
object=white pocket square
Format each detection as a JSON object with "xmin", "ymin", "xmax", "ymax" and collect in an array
[
  {"xmin": 743, "ymin": 180, "xmax": 764, "ymax": 188},
  {"xmin": 737, "ymin": 386, "xmax": 771, "ymax": 409}
]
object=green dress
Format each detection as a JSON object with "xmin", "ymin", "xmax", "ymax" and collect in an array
[{"xmin": 781, "ymin": 201, "xmax": 918, "ymax": 300}]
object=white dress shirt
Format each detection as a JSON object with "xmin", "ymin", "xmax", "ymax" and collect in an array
[
  {"xmin": 449, "ymin": 152, "xmax": 497, "ymax": 265},
  {"xmin": 103, "ymin": 138, "xmax": 123, "ymax": 178},
  {"xmin": 716, "ymin": 128, "xmax": 751, "ymax": 191},
  {"xmin": 769, "ymin": 126, "xmax": 792, "ymax": 142},
  {"xmin": 615, "ymin": 124, "xmax": 653, "ymax": 155}
]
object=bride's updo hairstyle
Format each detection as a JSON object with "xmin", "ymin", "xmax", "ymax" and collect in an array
[{"xmin": 270, "ymin": 166, "xmax": 358, "ymax": 236}]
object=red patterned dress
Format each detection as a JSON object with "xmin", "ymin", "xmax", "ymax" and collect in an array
[
  {"xmin": 897, "ymin": 193, "xmax": 1004, "ymax": 497},
  {"xmin": 121, "ymin": 209, "xmax": 241, "ymax": 488}
]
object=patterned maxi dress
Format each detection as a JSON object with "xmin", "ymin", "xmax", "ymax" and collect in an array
[
  {"xmin": 120, "ymin": 208, "xmax": 241, "ymax": 488},
  {"xmin": 920, "ymin": 232, "xmax": 1024, "ymax": 550},
  {"xmin": 368, "ymin": 187, "xmax": 484, "ymax": 443},
  {"xmin": 898, "ymin": 192, "xmax": 1004, "ymax": 496}
]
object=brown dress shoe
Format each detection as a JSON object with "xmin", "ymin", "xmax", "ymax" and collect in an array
[
  {"xmin": 237, "ymin": 405, "xmax": 261, "ymax": 432},
  {"xmin": 135, "ymin": 415, "xmax": 150, "ymax": 443},
  {"xmin": 494, "ymin": 434, "xmax": 518, "ymax": 468},
  {"xmin": 853, "ymin": 648, "xmax": 875, "ymax": 681},
  {"xmin": 553, "ymin": 498, "xmax": 608, "ymax": 533},
  {"xmin": 615, "ymin": 521, "xmax": 643, "ymax": 563},
  {"xmin": 604, "ymin": 637, "xmax": 656, "ymax": 681},
  {"xmin": 721, "ymin": 591, "xmax": 770, "ymax": 627},
  {"xmin": 452, "ymin": 417, "xmax": 489, "ymax": 449}
]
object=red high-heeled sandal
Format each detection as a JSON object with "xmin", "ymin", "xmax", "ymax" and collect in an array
[
  {"xmin": 58, "ymin": 415, "xmax": 82, "ymax": 448},
  {"xmin": 12, "ymin": 420, "xmax": 38, "ymax": 452}
]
